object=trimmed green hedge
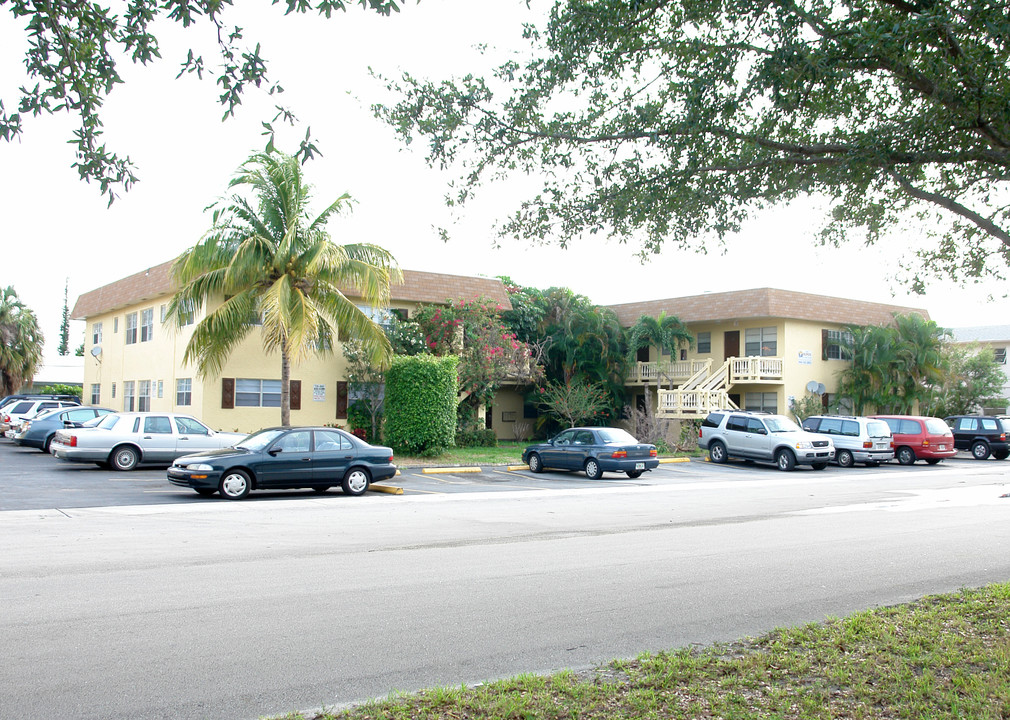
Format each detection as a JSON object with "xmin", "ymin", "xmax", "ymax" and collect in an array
[
  {"xmin": 384, "ymin": 354, "xmax": 459, "ymax": 456},
  {"xmin": 455, "ymin": 428, "xmax": 498, "ymax": 448}
]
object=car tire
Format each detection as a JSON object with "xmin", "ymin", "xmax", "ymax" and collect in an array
[
  {"xmin": 811, "ymin": 462, "xmax": 828, "ymax": 470},
  {"xmin": 194, "ymin": 488, "xmax": 217, "ymax": 497},
  {"xmin": 219, "ymin": 469, "xmax": 251, "ymax": 500},
  {"xmin": 896, "ymin": 447, "xmax": 916, "ymax": 465},
  {"xmin": 584, "ymin": 458, "xmax": 603, "ymax": 480},
  {"xmin": 110, "ymin": 445, "xmax": 140, "ymax": 472},
  {"xmin": 836, "ymin": 449, "xmax": 854, "ymax": 468},
  {"xmin": 925, "ymin": 458, "xmax": 941, "ymax": 465},
  {"xmin": 528, "ymin": 453, "xmax": 543, "ymax": 473},
  {"xmin": 971, "ymin": 441, "xmax": 991, "ymax": 460},
  {"xmin": 41, "ymin": 434, "xmax": 54, "ymax": 454},
  {"xmin": 775, "ymin": 449, "xmax": 796, "ymax": 471},
  {"xmin": 709, "ymin": 441, "xmax": 728, "ymax": 464},
  {"xmin": 342, "ymin": 468, "xmax": 371, "ymax": 496},
  {"xmin": 993, "ymin": 450, "xmax": 1009, "ymax": 460},
  {"xmin": 626, "ymin": 470, "xmax": 643, "ymax": 478}
]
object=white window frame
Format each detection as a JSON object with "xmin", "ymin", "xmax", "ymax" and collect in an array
[
  {"xmin": 90, "ymin": 383, "xmax": 101, "ymax": 405},
  {"xmin": 123, "ymin": 381, "xmax": 135, "ymax": 411},
  {"xmin": 176, "ymin": 378, "xmax": 192, "ymax": 406},
  {"xmin": 140, "ymin": 308, "xmax": 154, "ymax": 342},
  {"xmin": 697, "ymin": 331, "xmax": 711, "ymax": 354},
  {"xmin": 745, "ymin": 327, "xmax": 777, "ymax": 357},
  {"xmin": 138, "ymin": 380, "xmax": 151, "ymax": 412},
  {"xmin": 125, "ymin": 313, "xmax": 138, "ymax": 345},
  {"xmin": 745, "ymin": 391, "xmax": 778, "ymax": 413},
  {"xmin": 235, "ymin": 379, "xmax": 282, "ymax": 408},
  {"xmin": 92, "ymin": 322, "xmax": 103, "ymax": 345},
  {"xmin": 825, "ymin": 329, "xmax": 853, "ymax": 360}
]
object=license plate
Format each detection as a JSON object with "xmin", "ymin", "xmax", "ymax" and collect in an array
[
  {"xmin": 938, "ymin": 444, "xmax": 946, "ymax": 451},
  {"xmin": 635, "ymin": 462, "xmax": 645, "ymax": 470}
]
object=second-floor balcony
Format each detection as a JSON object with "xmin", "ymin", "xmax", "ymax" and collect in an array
[
  {"xmin": 628, "ymin": 356, "xmax": 783, "ymax": 386},
  {"xmin": 627, "ymin": 359, "xmax": 712, "ymax": 385}
]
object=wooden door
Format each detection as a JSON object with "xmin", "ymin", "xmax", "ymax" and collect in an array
[{"xmin": 724, "ymin": 331, "xmax": 740, "ymax": 360}]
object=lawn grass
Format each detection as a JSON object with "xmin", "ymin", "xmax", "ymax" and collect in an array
[
  {"xmin": 393, "ymin": 441, "xmax": 703, "ymax": 467},
  {"xmin": 278, "ymin": 582, "xmax": 1010, "ymax": 720}
]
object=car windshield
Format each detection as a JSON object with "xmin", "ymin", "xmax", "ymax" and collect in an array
[
  {"xmin": 925, "ymin": 418, "xmax": 951, "ymax": 434},
  {"xmin": 596, "ymin": 428, "xmax": 639, "ymax": 444},
  {"xmin": 236, "ymin": 428, "xmax": 286, "ymax": 451},
  {"xmin": 765, "ymin": 416, "xmax": 802, "ymax": 433}
]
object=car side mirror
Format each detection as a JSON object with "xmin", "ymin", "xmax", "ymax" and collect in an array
[{"xmin": 268, "ymin": 448, "xmax": 282, "ymax": 456}]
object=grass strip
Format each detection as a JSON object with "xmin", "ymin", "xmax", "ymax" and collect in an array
[{"xmin": 277, "ymin": 582, "xmax": 1010, "ymax": 720}]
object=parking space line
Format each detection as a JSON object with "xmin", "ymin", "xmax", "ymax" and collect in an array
[{"xmin": 108, "ymin": 478, "xmax": 160, "ymax": 482}]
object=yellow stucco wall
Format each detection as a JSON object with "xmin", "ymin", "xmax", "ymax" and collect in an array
[{"xmin": 487, "ymin": 388, "xmax": 530, "ymax": 441}]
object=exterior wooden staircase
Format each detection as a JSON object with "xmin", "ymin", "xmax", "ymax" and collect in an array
[{"xmin": 652, "ymin": 356, "xmax": 784, "ymax": 419}]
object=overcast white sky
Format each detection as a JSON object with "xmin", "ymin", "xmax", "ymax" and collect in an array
[{"xmin": 3, "ymin": 0, "xmax": 1008, "ymax": 360}]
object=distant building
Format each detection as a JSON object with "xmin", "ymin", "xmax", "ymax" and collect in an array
[
  {"xmin": 24, "ymin": 353, "xmax": 84, "ymax": 393},
  {"xmin": 949, "ymin": 325, "xmax": 1010, "ymax": 415}
]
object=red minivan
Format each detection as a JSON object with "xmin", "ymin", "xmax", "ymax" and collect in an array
[{"xmin": 869, "ymin": 415, "xmax": 956, "ymax": 465}]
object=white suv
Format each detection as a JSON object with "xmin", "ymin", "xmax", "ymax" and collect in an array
[{"xmin": 699, "ymin": 410, "xmax": 835, "ymax": 471}]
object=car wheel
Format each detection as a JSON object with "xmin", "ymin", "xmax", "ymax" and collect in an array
[
  {"xmin": 584, "ymin": 458, "xmax": 603, "ymax": 480},
  {"xmin": 709, "ymin": 441, "xmax": 727, "ymax": 464},
  {"xmin": 312, "ymin": 486, "xmax": 330, "ymax": 494},
  {"xmin": 342, "ymin": 468, "xmax": 371, "ymax": 496},
  {"xmin": 110, "ymin": 445, "xmax": 140, "ymax": 471},
  {"xmin": 219, "ymin": 470, "xmax": 251, "ymax": 500},
  {"xmin": 836, "ymin": 449, "xmax": 854, "ymax": 468},
  {"xmin": 811, "ymin": 462, "xmax": 828, "ymax": 470},
  {"xmin": 775, "ymin": 449, "xmax": 796, "ymax": 471},
  {"xmin": 528, "ymin": 453, "xmax": 543, "ymax": 473},
  {"xmin": 993, "ymin": 450, "xmax": 1009, "ymax": 460},
  {"xmin": 194, "ymin": 488, "xmax": 217, "ymax": 497},
  {"xmin": 626, "ymin": 470, "xmax": 643, "ymax": 478},
  {"xmin": 41, "ymin": 434, "xmax": 54, "ymax": 454},
  {"xmin": 925, "ymin": 458, "xmax": 941, "ymax": 465},
  {"xmin": 896, "ymin": 446, "xmax": 916, "ymax": 465},
  {"xmin": 971, "ymin": 441, "xmax": 991, "ymax": 460}
]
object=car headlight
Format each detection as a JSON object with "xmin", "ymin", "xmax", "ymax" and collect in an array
[
  {"xmin": 187, "ymin": 463, "xmax": 214, "ymax": 471},
  {"xmin": 794, "ymin": 441, "xmax": 813, "ymax": 450}
]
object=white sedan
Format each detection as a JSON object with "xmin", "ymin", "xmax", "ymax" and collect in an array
[{"xmin": 51, "ymin": 412, "xmax": 246, "ymax": 471}]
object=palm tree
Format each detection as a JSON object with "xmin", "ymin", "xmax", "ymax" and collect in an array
[
  {"xmin": 168, "ymin": 151, "xmax": 402, "ymax": 425},
  {"xmin": 625, "ymin": 311, "xmax": 694, "ymax": 406},
  {"xmin": 892, "ymin": 313, "xmax": 949, "ymax": 412},
  {"xmin": 0, "ymin": 287, "xmax": 44, "ymax": 396}
]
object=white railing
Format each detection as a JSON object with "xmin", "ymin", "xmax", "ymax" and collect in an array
[
  {"xmin": 628, "ymin": 359, "xmax": 711, "ymax": 384},
  {"xmin": 657, "ymin": 389, "xmax": 738, "ymax": 417},
  {"xmin": 729, "ymin": 356, "xmax": 783, "ymax": 383}
]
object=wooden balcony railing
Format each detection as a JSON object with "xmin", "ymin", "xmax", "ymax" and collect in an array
[{"xmin": 628, "ymin": 359, "xmax": 712, "ymax": 384}]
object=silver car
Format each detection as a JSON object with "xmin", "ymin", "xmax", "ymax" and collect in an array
[
  {"xmin": 801, "ymin": 415, "xmax": 895, "ymax": 467},
  {"xmin": 50, "ymin": 412, "xmax": 246, "ymax": 471}
]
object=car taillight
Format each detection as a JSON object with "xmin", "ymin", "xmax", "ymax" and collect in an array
[
  {"xmin": 1001, "ymin": 433, "xmax": 1006, "ymax": 442},
  {"xmin": 922, "ymin": 439, "xmax": 930, "ymax": 446},
  {"xmin": 698, "ymin": 427, "xmax": 703, "ymax": 438},
  {"xmin": 68, "ymin": 435, "xmax": 77, "ymax": 447},
  {"xmin": 612, "ymin": 450, "xmax": 627, "ymax": 459},
  {"xmin": 650, "ymin": 448, "xmax": 658, "ymax": 457},
  {"xmin": 863, "ymin": 441, "xmax": 872, "ymax": 449}
]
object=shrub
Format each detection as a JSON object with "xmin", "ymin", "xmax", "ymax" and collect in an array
[
  {"xmin": 455, "ymin": 428, "xmax": 498, "ymax": 447},
  {"xmin": 384, "ymin": 355, "xmax": 459, "ymax": 456}
]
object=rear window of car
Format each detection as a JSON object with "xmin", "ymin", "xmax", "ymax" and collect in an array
[
  {"xmin": 925, "ymin": 418, "xmax": 951, "ymax": 434},
  {"xmin": 597, "ymin": 428, "xmax": 638, "ymax": 444},
  {"xmin": 866, "ymin": 420, "xmax": 891, "ymax": 437},
  {"xmin": 981, "ymin": 418, "xmax": 1000, "ymax": 431},
  {"xmin": 702, "ymin": 413, "xmax": 725, "ymax": 429},
  {"xmin": 9, "ymin": 401, "xmax": 34, "ymax": 414}
]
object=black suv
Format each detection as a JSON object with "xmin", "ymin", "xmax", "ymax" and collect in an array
[{"xmin": 943, "ymin": 415, "xmax": 1010, "ymax": 460}]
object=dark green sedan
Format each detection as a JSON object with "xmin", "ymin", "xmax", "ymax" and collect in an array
[
  {"xmin": 522, "ymin": 427, "xmax": 659, "ymax": 479},
  {"xmin": 167, "ymin": 426, "xmax": 396, "ymax": 500}
]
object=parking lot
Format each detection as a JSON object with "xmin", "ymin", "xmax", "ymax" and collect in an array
[{"xmin": 1, "ymin": 438, "xmax": 1003, "ymax": 511}]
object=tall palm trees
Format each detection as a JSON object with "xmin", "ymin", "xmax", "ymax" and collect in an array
[
  {"xmin": 0, "ymin": 287, "xmax": 44, "ymax": 396},
  {"xmin": 168, "ymin": 151, "xmax": 401, "ymax": 425}
]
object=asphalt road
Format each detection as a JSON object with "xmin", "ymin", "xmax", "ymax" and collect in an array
[{"xmin": 2, "ymin": 441, "xmax": 1009, "ymax": 720}]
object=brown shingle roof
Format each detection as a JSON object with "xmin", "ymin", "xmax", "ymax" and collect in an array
[
  {"xmin": 608, "ymin": 288, "xmax": 930, "ymax": 327},
  {"xmin": 71, "ymin": 261, "xmax": 511, "ymax": 320}
]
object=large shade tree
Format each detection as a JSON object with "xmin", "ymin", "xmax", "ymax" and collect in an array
[
  {"xmin": 2, "ymin": 0, "xmax": 408, "ymax": 201},
  {"xmin": 168, "ymin": 150, "xmax": 401, "ymax": 425},
  {"xmin": 378, "ymin": 1, "xmax": 1010, "ymax": 289},
  {"xmin": 0, "ymin": 287, "xmax": 44, "ymax": 396}
]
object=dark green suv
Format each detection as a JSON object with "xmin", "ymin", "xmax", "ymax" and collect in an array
[{"xmin": 943, "ymin": 415, "xmax": 1010, "ymax": 460}]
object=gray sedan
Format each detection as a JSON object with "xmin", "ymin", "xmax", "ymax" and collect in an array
[{"xmin": 50, "ymin": 412, "xmax": 246, "ymax": 471}]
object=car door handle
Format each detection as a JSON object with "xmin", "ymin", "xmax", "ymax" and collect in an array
[{"xmin": 344, "ymin": 455, "xmax": 353, "ymax": 459}]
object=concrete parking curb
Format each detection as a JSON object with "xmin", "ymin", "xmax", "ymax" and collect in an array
[
  {"xmin": 659, "ymin": 457, "xmax": 692, "ymax": 464},
  {"xmin": 369, "ymin": 484, "xmax": 403, "ymax": 495},
  {"xmin": 420, "ymin": 466, "xmax": 482, "ymax": 474}
]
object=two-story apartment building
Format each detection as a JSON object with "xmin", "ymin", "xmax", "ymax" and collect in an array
[
  {"xmin": 609, "ymin": 288, "xmax": 930, "ymax": 418},
  {"xmin": 73, "ymin": 260, "xmax": 511, "ymax": 434},
  {"xmin": 949, "ymin": 325, "xmax": 1010, "ymax": 415}
]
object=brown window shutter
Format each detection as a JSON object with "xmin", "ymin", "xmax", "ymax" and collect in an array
[
  {"xmin": 821, "ymin": 329, "xmax": 829, "ymax": 361},
  {"xmin": 222, "ymin": 378, "xmax": 235, "ymax": 409},
  {"xmin": 290, "ymin": 380, "xmax": 301, "ymax": 411},
  {"xmin": 337, "ymin": 381, "xmax": 348, "ymax": 419}
]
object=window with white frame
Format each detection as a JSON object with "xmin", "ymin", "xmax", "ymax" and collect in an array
[
  {"xmin": 125, "ymin": 313, "xmax": 138, "ymax": 344},
  {"xmin": 138, "ymin": 380, "xmax": 151, "ymax": 412},
  {"xmin": 357, "ymin": 304, "xmax": 394, "ymax": 328},
  {"xmin": 114, "ymin": 317, "xmax": 119, "ymax": 333},
  {"xmin": 90, "ymin": 384, "xmax": 101, "ymax": 405},
  {"xmin": 123, "ymin": 381, "xmax": 135, "ymax": 411},
  {"xmin": 745, "ymin": 392, "xmax": 778, "ymax": 413},
  {"xmin": 177, "ymin": 378, "xmax": 192, "ymax": 406},
  {"xmin": 235, "ymin": 379, "xmax": 282, "ymax": 407},
  {"xmin": 160, "ymin": 304, "xmax": 167, "ymax": 323},
  {"xmin": 995, "ymin": 347, "xmax": 1007, "ymax": 364},
  {"xmin": 744, "ymin": 327, "xmax": 777, "ymax": 356},
  {"xmin": 824, "ymin": 329, "xmax": 853, "ymax": 360},
  {"xmin": 92, "ymin": 322, "xmax": 103, "ymax": 345},
  {"xmin": 157, "ymin": 380, "xmax": 163, "ymax": 398},
  {"xmin": 112, "ymin": 382, "xmax": 116, "ymax": 398},
  {"xmin": 179, "ymin": 299, "xmax": 196, "ymax": 326},
  {"xmin": 140, "ymin": 308, "xmax": 154, "ymax": 342},
  {"xmin": 697, "ymin": 332, "xmax": 711, "ymax": 354}
]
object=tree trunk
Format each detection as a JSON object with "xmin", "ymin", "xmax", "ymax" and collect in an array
[{"xmin": 281, "ymin": 345, "xmax": 291, "ymax": 426}]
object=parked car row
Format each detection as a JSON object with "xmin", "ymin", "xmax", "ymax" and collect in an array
[
  {"xmin": 2, "ymin": 407, "xmax": 398, "ymax": 501},
  {"xmin": 701, "ymin": 409, "xmax": 1009, "ymax": 471}
]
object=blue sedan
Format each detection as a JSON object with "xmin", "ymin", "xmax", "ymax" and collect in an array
[
  {"xmin": 522, "ymin": 427, "xmax": 659, "ymax": 479},
  {"xmin": 13, "ymin": 406, "xmax": 115, "ymax": 453},
  {"xmin": 167, "ymin": 426, "xmax": 396, "ymax": 500}
]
